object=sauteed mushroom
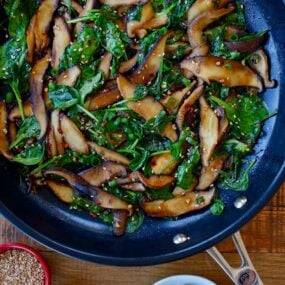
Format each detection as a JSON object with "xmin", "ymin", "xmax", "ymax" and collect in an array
[
  {"xmin": 60, "ymin": 113, "xmax": 89, "ymax": 154},
  {"xmin": 141, "ymin": 188, "xmax": 216, "ymax": 217},
  {"xmin": 29, "ymin": 51, "xmax": 51, "ymax": 139},
  {"xmin": 181, "ymin": 56, "xmax": 263, "ymax": 91}
]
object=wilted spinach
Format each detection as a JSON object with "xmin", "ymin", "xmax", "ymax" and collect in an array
[
  {"xmin": 13, "ymin": 141, "xmax": 45, "ymax": 166},
  {"xmin": 9, "ymin": 116, "xmax": 40, "ymax": 149},
  {"xmin": 176, "ymin": 146, "xmax": 200, "ymax": 189},
  {"xmin": 49, "ymin": 85, "xmax": 79, "ymax": 109}
]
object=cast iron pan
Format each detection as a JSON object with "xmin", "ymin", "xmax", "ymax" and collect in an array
[{"xmin": 0, "ymin": 0, "xmax": 285, "ymax": 266}]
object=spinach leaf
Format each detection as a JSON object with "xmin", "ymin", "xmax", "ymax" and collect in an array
[
  {"xmin": 9, "ymin": 116, "xmax": 40, "ymax": 149},
  {"xmin": 1, "ymin": 0, "xmax": 40, "ymax": 37},
  {"xmin": 134, "ymin": 84, "xmax": 149, "ymax": 100},
  {"xmin": 49, "ymin": 85, "xmax": 79, "ymax": 109},
  {"xmin": 210, "ymin": 94, "xmax": 270, "ymax": 144},
  {"xmin": 221, "ymin": 1, "xmax": 246, "ymax": 29},
  {"xmin": 138, "ymin": 27, "xmax": 167, "ymax": 64},
  {"xmin": 78, "ymin": 71, "xmax": 105, "ymax": 104},
  {"xmin": 126, "ymin": 211, "xmax": 144, "ymax": 234},
  {"xmin": 170, "ymin": 127, "xmax": 191, "ymax": 160},
  {"xmin": 222, "ymin": 159, "xmax": 256, "ymax": 191},
  {"xmin": 60, "ymin": 25, "xmax": 100, "ymax": 69},
  {"xmin": 205, "ymin": 82, "xmax": 230, "ymax": 99},
  {"xmin": 127, "ymin": 5, "xmax": 142, "ymax": 21},
  {"xmin": 105, "ymin": 21, "xmax": 129, "ymax": 58},
  {"xmin": 206, "ymin": 26, "xmax": 245, "ymax": 60},
  {"xmin": 129, "ymin": 148, "xmax": 150, "ymax": 171},
  {"xmin": 106, "ymin": 180, "xmax": 143, "ymax": 204},
  {"xmin": 210, "ymin": 198, "xmax": 225, "ymax": 216},
  {"xmin": 71, "ymin": 195, "xmax": 113, "ymax": 224},
  {"xmin": 147, "ymin": 186, "xmax": 173, "ymax": 200},
  {"xmin": 144, "ymin": 110, "xmax": 174, "ymax": 133},
  {"xmin": 13, "ymin": 141, "xmax": 45, "ymax": 166},
  {"xmin": 176, "ymin": 146, "xmax": 200, "ymax": 189},
  {"xmin": 30, "ymin": 150, "xmax": 102, "ymax": 175},
  {"xmin": 223, "ymin": 139, "xmax": 250, "ymax": 158},
  {"xmin": 152, "ymin": 0, "xmax": 194, "ymax": 28}
]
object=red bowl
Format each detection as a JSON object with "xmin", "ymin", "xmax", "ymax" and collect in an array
[{"xmin": 0, "ymin": 242, "xmax": 51, "ymax": 285}]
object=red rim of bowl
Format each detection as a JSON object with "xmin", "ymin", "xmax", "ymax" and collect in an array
[{"xmin": 0, "ymin": 242, "xmax": 51, "ymax": 285}]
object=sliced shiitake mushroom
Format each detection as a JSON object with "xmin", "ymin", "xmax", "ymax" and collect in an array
[
  {"xmin": 187, "ymin": 0, "xmax": 231, "ymax": 21},
  {"xmin": 131, "ymin": 33, "xmax": 169, "ymax": 85},
  {"xmin": 51, "ymin": 16, "xmax": 71, "ymax": 69},
  {"xmin": 100, "ymin": 0, "xmax": 148, "ymax": 8},
  {"xmin": 56, "ymin": 66, "xmax": 81, "ymax": 87},
  {"xmin": 79, "ymin": 161, "xmax": 127, "ymax": 187},
  {"xmin": 113, "ymin": 210, "xmax": 128, "ymax": 236},
  {"xmin": 34, "ymin": 0, "xmax": 59, "ymax": 57},
  {"xmin": 141, "ymin": 14, "xmax": 168, "ymax": 31},
  {"xmin": 160, "ymin": 85, "xmax": 194, "ymax": 114},
  {"xmin": 119, "ymin": 52, "xmax": 139, "ymax": 73},
  {"xmin": 45, "ymin": 168, "xmax": 132, "ymax": 213},
  {"xmin": 75, "ymin": 0, "xmax": 96, "ymax": 33},
  {"xmin": 9, "ymin": 101, "xmax": 33, "ymax": 121},
  {"xmin": 117, "ymin": 74, "xmax": 177, "ymax": 142},
  {"xmin": 26, "ymin": 15, "xmax": 36, "ymax": 63},
  {"xmin": 188, "ymin": 7, "xmax": 235, "ymax": 49},
  {"xmin": 176, "ymin": 85, "xmax": 203, "ymax": 131},
  {"xmin": 150, "ymin": 153, "xmax": 179, "ymax": 175},
  {"xmin": 88, "ymin": 141, "xmax": 130, "ymax": 166},
  {"xmin": 199, "ymin": 96, "xmax": 219, "ymax": 167},
  {"xmin": 181, "ymin": 56, "xmax": 263, "ymax": 91},
  {"xmin": 51, "ymin": 110, "xmax": 65, "ymax": 155},
  {"xmin": 121, "ymin": 183, "xmax": 146, "ymax": 192},
  {"xmin": 46, "ymin": 180, "xmax": 74, "ymax": 203},
  {"xmin": 98, "ymin": 52, "xmax": 113, "ymax": 80},
  {"xmin": 0, "ymin": 101, "xmax": 12, "ymax": 159},
  {"xmin": 46, "ymin": 127, "xmax": 58, "ymax": 158},
  {"xmin": 60, "ymin": 113, "xmax": 89, "ymax": 154},
  {"xmin": 224, "ymin": 34, "xmax": 267, "ymax": 53},
  {"xmin": 196, "ymin": 155, "xmax": 226, "ymax": 190},
  {"xmin": 127, "ymin": 2, "xmax": 154, "ymax": 38},
  {"xmin": 249, "ymin": 49, "xmax": 275, "ymax": 88},
  {"xmin": 86, "ymin": 88, "xmax": 121, "ymax": 111},
  {"xmin": 71, "ymin": 0, "xmax": 83, "ymax": 14},
  {"xmin": 141, "ymin": 188, "xmax": 216, "ymax": 217},
  {"xmin": 9, "ymin": 122, "xmax": 17, "ymax": 143},
  {"xmin": 29, "ymin": 51, "xmax": 51, "ymax": 139},
  {"xmin": 117, "ymin": 171, "xmax": 174, "ymax": 189},
  {"xmin": 136, "ymin": 172, "xmax": 174, "ymax": 189}
]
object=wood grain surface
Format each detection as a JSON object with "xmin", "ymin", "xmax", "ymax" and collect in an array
[{"xmin": 1, "ymin": 183, "xmax": 284, "ymax": 285}]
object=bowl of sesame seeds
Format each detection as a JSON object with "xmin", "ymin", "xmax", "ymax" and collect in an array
[{"xmin": 0, "ymin": 243, "xmax": 50, "ymax": 285}]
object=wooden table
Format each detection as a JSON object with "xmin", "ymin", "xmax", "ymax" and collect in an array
[{"xmin": 1, "ymin": 183, "xmax": 284, "ymax": 285}]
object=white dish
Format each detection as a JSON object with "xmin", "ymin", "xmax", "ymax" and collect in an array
[{"xmin": 153, "ymin": 275, "xmax": 216, "ymax": 285}]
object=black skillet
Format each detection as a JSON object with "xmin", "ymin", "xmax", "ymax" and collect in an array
[{"xmin": 0, "ymin": 0, "xmax": 285, "ymax": 267}]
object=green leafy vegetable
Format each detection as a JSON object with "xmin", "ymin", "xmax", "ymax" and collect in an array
[
  {"xmin": 60, "ymin": 25, "xmax": 100, "ymax": 70},
  {"xmin": 9, "ymin": 116, "xmax": 40, "ymax": 149},
  {"xmin": 78, "ymin": 71, "xmax": 105, "ymax": 104},
  {"xmin": 147, "ymin": 186, "xmax": 173, "ymax": 200},
  {"xmin": 176, "ymin": 146, "xmax": 200, "ymax": 189},
  {"xmin": 49, "ymin": 85, "xmax": 79, "ymax": 109},
  {"xmin": 127, "ymin": 5, "xmax": 142, "ymax": 21},
  {"xmin": 222, "ymin": 159, "xmax": 256, "ymax": 191},
  {"xmin": 210, "ymin": 93, "xmax": 270, "ymax": 144},
  {"xmin": 144, "ymin": 110, "xmax": 174, "ymax": 133},
  {"xmin": 126, "ymin": 210, "xmax": 144, "ymax": 233},
  {"xmin": 210, "ymin": 198, "xmax": 225, "ymax": 216},
  {"xmin": 13, "ymin": 142, "xmax": 45, "ymax": 166}
]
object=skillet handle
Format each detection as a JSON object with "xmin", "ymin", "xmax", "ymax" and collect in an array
[{"xmin": 206, "ymin": 231, "xmax": 263, "ymax": 285}]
